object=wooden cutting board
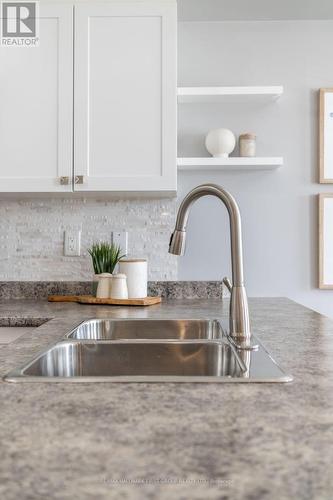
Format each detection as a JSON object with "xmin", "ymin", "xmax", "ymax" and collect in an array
[{"xmin": 48, "ymin": 295, "xmax": 161, "ymax": 306}]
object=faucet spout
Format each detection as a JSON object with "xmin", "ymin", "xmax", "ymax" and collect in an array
[{"xmin": 169, "ymin": 183, "xmax": 252, "ymax": 345}]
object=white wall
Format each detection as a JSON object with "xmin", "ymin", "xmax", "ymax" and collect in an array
[
  {"xmin": 178, "ymin": 0, "xmax": 333, "ymax": 22},
  {"xmin": 177, "ymin": 19, "xmax": 333, "ymax": 318}
]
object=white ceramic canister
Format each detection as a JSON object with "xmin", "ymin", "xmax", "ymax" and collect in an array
[
  {"xmin": 96, "ymin": 273, "xmax": 113, "ymax": 299},
  {"xmin": 110, "ymin": 273, "xmax": 128, "ymax": 299},
  {"xmin": 119, "ymin": 259, "xmax": 147, "ymax": 299},
  {"xmin": 239, "ymin": 133, "xmax": 256, "ymax": 157}
]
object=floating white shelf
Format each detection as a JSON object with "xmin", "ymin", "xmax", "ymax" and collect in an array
[
  {"xmin": 177, "ymin": 157, "xmax": 284, "ymax": 171},
  {"xmin": 177, "ymin": 86, "xmax": 283, "ymax": 103}
]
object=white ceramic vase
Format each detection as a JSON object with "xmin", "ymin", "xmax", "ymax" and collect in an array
[{"xmin": 205, "ymin": 128, "xmax": 236, "ymax": 158}]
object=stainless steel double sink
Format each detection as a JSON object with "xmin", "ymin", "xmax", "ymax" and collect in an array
[{"xmin": 4, "ymin": 319, "xmax": 292, "ymax": 383}]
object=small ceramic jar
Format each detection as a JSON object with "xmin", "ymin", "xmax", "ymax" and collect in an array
[
  {"xmin": 119, "ymin": 259, "xmax": 147, "ymax": 298},
  {"xmin": 96, "ymin": 273, "xmax": 113, "ymax": 299},
  {"xmin": 239, "ymin": 133, "xmax": 256, "ymax": 157},
  {"xmin": 110, "ymin": 273, "xmax": 128, "ymax": 299}
]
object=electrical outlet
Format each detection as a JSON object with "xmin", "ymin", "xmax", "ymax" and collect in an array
[
  {"xmin": 64, "ymin": 230, "xmax": 81, "ymax": 256},
  {"xmin": 112, "ymin": 231, "xmax": 128, "ymax": 255}
]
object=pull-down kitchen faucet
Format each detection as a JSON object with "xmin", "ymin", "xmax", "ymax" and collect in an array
[{"xmin": 169, "ymin": 183, "xmax": 255, "ymax": 350}]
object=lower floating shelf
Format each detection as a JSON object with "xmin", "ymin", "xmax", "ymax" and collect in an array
[{"xmin": 177, "ymin": 157, "xmax": 283, "ymax": 171}]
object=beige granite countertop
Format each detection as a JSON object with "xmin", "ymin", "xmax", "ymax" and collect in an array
[{"xmin": 0, "ymin": 297, "xmax": 333, "ymax": 500}]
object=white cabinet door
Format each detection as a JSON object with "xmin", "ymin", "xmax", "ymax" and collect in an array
[
  {"xmin": 0, "ymin": 5, "xmax": 73, "ymax": 192},
  {"xmin": 74, "ymin": 2, "xmax": 177, "ymax": 193}
]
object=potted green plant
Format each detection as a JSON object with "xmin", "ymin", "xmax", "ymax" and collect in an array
[{"xmin": 88, "ymin": 242, "xmax": 125, "ymax": 296}]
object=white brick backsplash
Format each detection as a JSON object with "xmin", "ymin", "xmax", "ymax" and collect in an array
[{"xmin": 0, "ymin": 198, "xmax": 178, "ymax": 281}]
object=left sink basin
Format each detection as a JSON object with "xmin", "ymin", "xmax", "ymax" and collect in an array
[{"xmin": 4, "ymin": 340, "xmax": 245, "ymax": 382}]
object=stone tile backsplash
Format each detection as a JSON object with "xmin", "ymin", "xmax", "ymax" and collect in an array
[
  {"xmin": 0, "ymin": 197, "xmax": 178, "ymax": 281},
  {"xmin": 0, "ymin": 281, "xmax": 225, "ymax": 300}
]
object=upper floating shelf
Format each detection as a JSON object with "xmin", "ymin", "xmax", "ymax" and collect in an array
[{"xmin": 177, "ymin": 86, "xmax": 284, "ymax": 103}]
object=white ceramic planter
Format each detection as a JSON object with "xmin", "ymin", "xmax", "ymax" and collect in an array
[{"xmin": 96, "ymin": 273, "xmax": 112, "ymax": 299}]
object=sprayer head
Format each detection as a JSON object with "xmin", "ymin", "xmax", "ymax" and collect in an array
[{"xmin": 168, "ymin": 230, "xmax": 186, "ymax": 256}]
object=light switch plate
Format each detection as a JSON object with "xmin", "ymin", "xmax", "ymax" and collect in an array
[
  {"xmin": 64, "ymin": 230, "xmax": 81, "ymax": 256},
  {"xmin": 112, "ymin": 231, "xmax": 128, "ymax": 255}
]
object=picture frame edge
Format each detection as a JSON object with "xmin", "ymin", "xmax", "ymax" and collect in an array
[
  {"xmin": 319, "ymin": 88, "xmax": 333, "ymax": 184},
  {"xmin": 319, "ymin": 193, "xmax": 333, "ymax": 289}
]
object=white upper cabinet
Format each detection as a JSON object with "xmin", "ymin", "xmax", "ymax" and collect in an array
[
  {"xmin": 0, "ymin": 1, "xmax": 177, "ymax": 193},
  {"xmin": 74, "ymin": 2, "xmax": 177, "ymax": 193},
  {"xmin": 0, "ymin": 4, "xmax": 73, "ymax": 192}
]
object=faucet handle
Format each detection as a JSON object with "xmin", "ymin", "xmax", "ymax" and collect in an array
[{"xmin": 222, "ymin": 277, "xmax": 232, "ymax": 293}]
